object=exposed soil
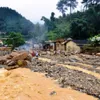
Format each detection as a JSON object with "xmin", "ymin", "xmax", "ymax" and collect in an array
[
  {"xmin": 31, "ymin": 59, "xmax": 100, "ymax": 98},
  {"xmin": 0, "ymin": 68, "xmax": 97, "ymax": 100},
  {"xmin": 0, "ymin": 51, "xmax": 100, "ymax": 100}
]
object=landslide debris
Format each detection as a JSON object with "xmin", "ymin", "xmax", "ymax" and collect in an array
[{"xmin": 31, "ymin": 60, "xmax": 100, "ymax": 98}]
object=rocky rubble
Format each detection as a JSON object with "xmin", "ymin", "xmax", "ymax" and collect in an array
[
  {"xmin": 0, "ymin": 51, "xmax": 32, "ymax": 70},
  {"xmin": 40, "ymin": 53, "xmax": 100, "ymax": 73},
  {"xmin": 0, "ymin": 47, "xmax": 11, "ymax": 56},
  {"xmin": 31, "ymin": 60, "xmax": 100, "ymax": 98},
  {"xmin": 41, "ymin": 53, "xmax": 100, "ymax": 67},
  {"xmin": 96, "ymin": 53, "xmax": 100, "ymax": 56}
]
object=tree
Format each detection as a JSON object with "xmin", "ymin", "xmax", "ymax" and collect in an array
[
  {"xmin": 70, "ymin": 18, "xmax": 89, "ymax": 39},
  {"xmin": 57, "ymin": 0, "xmax": 66, "ymax": 16},
  {"xmin": 4, "ymin": 32, "xmax": 25, "ymax": 50},
  {"xmin": 84, "ymin": 5, "xmax": 100, "ymax": 35},
  {"xmin": 0, "ymin": 18, "xmax": 6, "ymax": 31},
  {"xmin": 41, "ymin": 12, "xmax": 56, "ymax": 32},
  {"xmin": 41, "ymin": 16, "xmax": 52, "ymax": 31},
  {"xmin": 82, "ymin": 0, "xmax": 100, "ymax": 7},
  {"xmin": 57, "ymin": 0, "xmax": 78, "ymax": 16},
  {"xmin": 50, "ymin": 12, "xmax": 55, "ymax": 22},
  {"xmin": 0, "ymin": 7, "xmax": 34, "ymax": 36}
]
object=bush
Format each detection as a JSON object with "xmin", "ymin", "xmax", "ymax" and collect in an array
[
  {"xmin": 4, "ymin": 32, "xmax": 25, "ymax": 50},
  {"xmin": 89, "ymin": 34, "xmax": 100, "ymax": 46}
]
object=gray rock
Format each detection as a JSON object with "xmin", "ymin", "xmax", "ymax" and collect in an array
[{"xmin": 50, "ymin": 91, "xmax": 57, "ymax": 96}]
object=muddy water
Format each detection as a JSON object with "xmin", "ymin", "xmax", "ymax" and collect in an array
[{"xmin": 0, "ymin": 68, "xmax": 97, "ymax": 100}]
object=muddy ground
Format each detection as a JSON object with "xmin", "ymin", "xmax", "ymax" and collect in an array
[
  {"xmin": 0, "ymin": 50, "xmax": 100, "ymax": 99},
  {"xmin": 31, "ymin": 53, "xmax": 100, "ymax": 98}
]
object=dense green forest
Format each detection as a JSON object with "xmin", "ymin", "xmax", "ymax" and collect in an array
[
  {"xmin": 0, "ymin": 7, "xmax": 34, "ymax": 37},
  {"xmin": 42, "ymin": 0, "xmax": 100, "ymax": 40},
  {"xmin": 0, "ymin": 7, "xmax": 47, "ymax": 41},
  {"xmin": 0, "ymin": 0, "xmax": 100, "ymax": 42}
]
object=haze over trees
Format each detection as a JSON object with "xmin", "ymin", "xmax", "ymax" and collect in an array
[
  {"xmin": 0, "ymin": 1, "xmax": 100, "ymax": 42},
  {"xmin": 0, "ymin": 7, "xmax": 47, "ymax": 42}
]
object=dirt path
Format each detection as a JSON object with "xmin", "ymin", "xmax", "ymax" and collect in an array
[
  {"xmin": 0, "ymin": 68, "xmax": 97, "ymax": 100},
  {"xmin": 39, "ymin": 57, "xmax": 100, "ymax": 79}
]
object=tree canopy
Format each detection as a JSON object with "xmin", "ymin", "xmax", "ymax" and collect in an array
[
  {"xmin": 57, "ymin": 0, "xmax": 78, "ymax": 15},
  {"xmin": 42, "ymin": 1, "xmax": 100, "ymax": 40},
  {"xmin": 4, "ymin": 32, "xmax": 25, "ymax": 50},
  {"xmin": 0, "ymin": 7, "xmax": 34, "ymax": 36}
]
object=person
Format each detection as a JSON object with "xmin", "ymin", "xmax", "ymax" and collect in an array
[
  {"xmin": 31, "ymin": 51, "xmax": 35, "ymax": 57},
  {"xmin": 29, "ymin": 48, "xmax": 35, "ymax": 62},
  {"xmin": 35, "ymin": 51, "xmax": 39, "ymax": 59},
  {"xmin": 29, "ymin": 48, "xmax": 35, "ymax": 57}
]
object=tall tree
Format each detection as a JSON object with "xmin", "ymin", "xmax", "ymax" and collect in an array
[
  {"xmin": 57, "ymin": 0, "xmax": 66, "ymax": 16},
  {"xmin": 41, "ymin": 12, "xmax": 56, "ymax": 32},
  {"xmin": 57, "ymin": 0, "xmax": 78, "ymax": 16},
  {"xmin": 50, "ymin": 12, "xmax": 55, "ymax": 22},
  {"xmin": 41, "ymin": 16, "xmax": 52, "ymax": 31}
]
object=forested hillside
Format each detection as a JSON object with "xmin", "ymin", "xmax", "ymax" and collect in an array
[
  {"xmin": 0, "ymin": 7, "xmax": 34, "ymax": 36},
  {"xmin": 42, "ymin": 0, "xmax": 100, "ymax": 40}
]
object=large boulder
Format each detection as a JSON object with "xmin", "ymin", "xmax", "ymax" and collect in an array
[
  {"xmin": 9, "ymin": 52, "xmax": 19, "ymax": 58},
  {"xmin": 25, "ymin": 54, "xmax": 32, "ymax": 62},
  {"xmin": 7, "ymin": 61, "xmax": 16, "ymax": 66},
  {"xmin": 17, "ymin": 60, "xmax": 27, "ymax": 67},
  {"xmin": 0, "ymin": 56, "xmax": 7, "ymax": 64},
  {"xmin": 12, "ymin": 52, "xmax": 28, "ymax": 61},
  {"xmin": 0, "ymin": 51, "xmax": 32, "ymax": 69},
  {"xmin": 96, "ymin": 53, "xmax": 100, "ymax": 56}
]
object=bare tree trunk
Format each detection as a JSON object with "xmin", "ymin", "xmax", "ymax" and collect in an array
[
  {"xmin": 70, "ymin": 4, "xmax": 71, "ymax": 15},
  {"xmin": 70, "ymin": 4, "xmax": 72, "ymax": 20}
]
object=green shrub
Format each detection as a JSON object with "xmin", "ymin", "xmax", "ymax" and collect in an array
[
  {"xmin": 82, "ymin": 44, "xmax": 100, "ymax": 54},
  {"xmin": 4, "ymin": 32, "xmax": 25, "ymax": 50},
  {"xmin": 89, "ymin": 34, "xmax": 100, "ymax": 46}
]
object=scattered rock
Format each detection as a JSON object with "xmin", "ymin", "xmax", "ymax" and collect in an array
[
  {"xmin": 96, "ymin": 53, "xmax": 100, "ymax": 56},
  {"xmin": 70, "ymin": 55, "xmax": 83, "ymax": 62},
  {"xmin": 0, "ymin": 51, "xmax": 32, "ymax": 69},
  {"xmin": 7, "ymin": 60, "xmax": 16, "ymax": 66},
  {"xmin": 5, "ymin": 65, "xmax": 19, "ymax": 70},
  {"xmin": 50, "ymin": 91, "xmax": 57, "ymax": 96},
  {"xmin": 0, "ymin": 56, "xmax": 7, "ymax": 64},
  {"xmin": 31, "ymin": 60, "xmax": 100, "ymax": 98}
]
